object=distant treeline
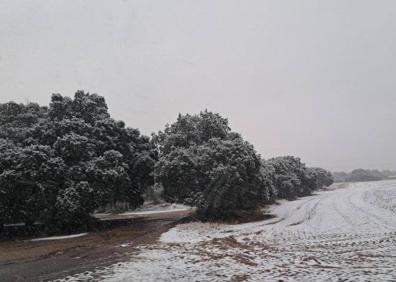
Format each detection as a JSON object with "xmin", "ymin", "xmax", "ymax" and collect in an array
[
  {"xmin": 333, "ymin": 169, "xmax": 396, "ymax": 183},
  {"xmin": 0, "ymin": 91, "xmax": 333, "ymax": 235}
]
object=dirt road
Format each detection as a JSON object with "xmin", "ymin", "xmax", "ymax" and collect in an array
[{"xmin": 0, "ymin": 209, "xmax": 192, "ymax": 282}]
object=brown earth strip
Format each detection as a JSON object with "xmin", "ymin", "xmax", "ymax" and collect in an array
[{"xmin": 0, "ymin": 209, "xmax": 192, "ymax": 282}]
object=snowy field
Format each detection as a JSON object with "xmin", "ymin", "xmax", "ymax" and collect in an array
[{"xmin": 56, "ymin": 180, "xmax": 396, "ymax": 281}]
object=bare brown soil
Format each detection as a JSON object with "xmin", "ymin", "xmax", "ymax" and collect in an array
[{"xmin": 0, "ymin": 209, "xmax": 192, "ymax": 282}]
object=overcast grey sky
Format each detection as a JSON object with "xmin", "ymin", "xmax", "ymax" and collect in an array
[{"xmin": 0, "ymin": 0, "xmax": 395, "ymax": 171}]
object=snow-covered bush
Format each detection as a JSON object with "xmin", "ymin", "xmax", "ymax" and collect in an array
[
  {"xmin": 311, "ymin": 167, "xmax": 334, "ymax": 188},
  {"xmin": 259, "ymin": 160, "xmax": 278, "ymax": 202},
  {"xmin": 0, "ymin": 92, "xmax": 156, "ymax": 234},
  {"xmin": 267, "ymin": 156, "xmax": 333, "ymax": 199},
  {"xmin": 153, "ymin": 110, "xmax": 234, "ymax": 154},
  {"xmin": 266, "ymin": 156, "xmax": 302, "ymax": 199},
  {"xmin": 53, "ymin": 181, "xmax": 97, "ymax": 231},
  {"xmin": 194, "ymin": 138, "xmax": 268, "ymax": 218},
  {"xmin": 156, "ymin": 138, "xmax": 267, "ymax": 218},
  {"xmin": 154, "ymin": 111, "xmax": 271, "ymax": 219},
  {"xmin": 0, "ymin": 142, "xmax": 66, "ymax": 228}
]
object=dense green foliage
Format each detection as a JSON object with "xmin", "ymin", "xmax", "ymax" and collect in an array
[
  {"xmin": 333, "ymin": 169, "xmax": 396, "ymax": 183},
  {"xmin": 153, "ymin": 110, "xmax": 236, "ymax": 154},
  {"xmin": 154, "ymin": 111, "xmax": 266, "ymax": 218},
  {"xmin": 156, "ymin": 138, "xmax": 268, "ymax": 218},
  {"xmin": 0, "ymin": 96, "xmax": 334, "ymax": 234},
  {"xmin": 311, "ymin": 167, "xmax": 334, "ymax": 188},
  {"xmin": 265, "ymin": 157, "xmax": 333, "ymax": 200},
  {"xmin": 0, "ymin": 92, "xmax": 156, "ymax": 233},
  {"xmin": 154, "ymin": 111, "xmax": 333, "ymax": 219}
]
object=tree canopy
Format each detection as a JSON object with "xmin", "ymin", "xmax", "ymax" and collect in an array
[
  {"xmin": 0, "ymin": 96, "xmax": 334, "ymax": 235},
  {"xmin": 0, "ymin": 91, "xmax": 156, "ymax": 233},
  {"xmin": 333, "ymin": 169, "xmax": 395, "ymax": 183},
  {"xmin": 154, "ymin": 111, "xmax": 333, "ymax": 219},
  {"xmin": 154, "ymin": 111, "xmax": 269, "ymax": 218}
]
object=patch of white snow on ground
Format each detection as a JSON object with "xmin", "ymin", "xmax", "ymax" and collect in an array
[
  {"xmin": 95, "ymin": 203, "xmax": 193, "ymax": 221},
  {"xmin": 30, "ymin": 233, "xmax": 88, "ymax": 242},
  {"xmin": 120, "ymin": 208, "xmax": 191, "ymax": 216},
  {"xmin": 55, "ymin": 180, "xmax": 396, "ymax": 281},
  {"xmin": 133, "ymin": 203, "xmax": 191, "ymax": 212}
]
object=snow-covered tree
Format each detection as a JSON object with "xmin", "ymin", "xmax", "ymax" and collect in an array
[
  {"xmin": 0, "ymin": 91, "xmax": 156, "ymax": 234},
  {"xmin": 267, "ymin": 156, "xmax": 331, "ymax": 199},
  {"xmin": 311, "ymin": 167, "xmax": 334, "ymax": 188},
  {"xmin": 267, "ymin": 156, "xmax": 309, "ymax": 199},
  {"xmin": 259, "ymin": 160, "xmax": 278, "ymax": 203},
  {"xmin": 154, "ymin": 111, "xmax": 271, "ymax": 219},
  {"xmin": 154, "ymin": 110, "xmax": 235, "ymax": 154},
  {"xmin": 0, "ymin": 142, "xmax": 66, "ymax": 229},
  {"xmin": 0, "ymin": 102, "xmax": 47, "ymax": 144},
  {"xmin": 53, "ymin": 181, "xmax": 96, "ymax": 231}
]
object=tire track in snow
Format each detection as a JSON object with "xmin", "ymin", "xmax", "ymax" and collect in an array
[{"xmin": 347, "ymin": 193, "xmax": 390, "ymax": 230}]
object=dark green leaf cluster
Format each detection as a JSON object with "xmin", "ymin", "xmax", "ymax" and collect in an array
[
  {"xmin": 265, "ymin": 156, "xmax": 334, "ymax": 200},
  {"xmin": 0, "ymin": 91, "xmax": 156, "ymax": 233},
  {"xmin": 154, "ymin": 111, "xmax": 333, "ymax": 219},
  {"xmin": 0, "ymin": 98, "xmax": 334, "ymax": 231},
  {"xmin": 154, "ymin": 111, "xmax": 272, "ymax": 218},
  {"xmin": 333, "ymin": 169, "xmax": 394, "ymax": 183}
]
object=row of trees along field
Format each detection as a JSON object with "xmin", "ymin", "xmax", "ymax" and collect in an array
[
  {"xmin": 0, "ymin": 92, "xmax": 333, "ymax": 235},
  {"xmin": 333, "ymin": 169, "xmax": 396, "ymax": 183}
]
